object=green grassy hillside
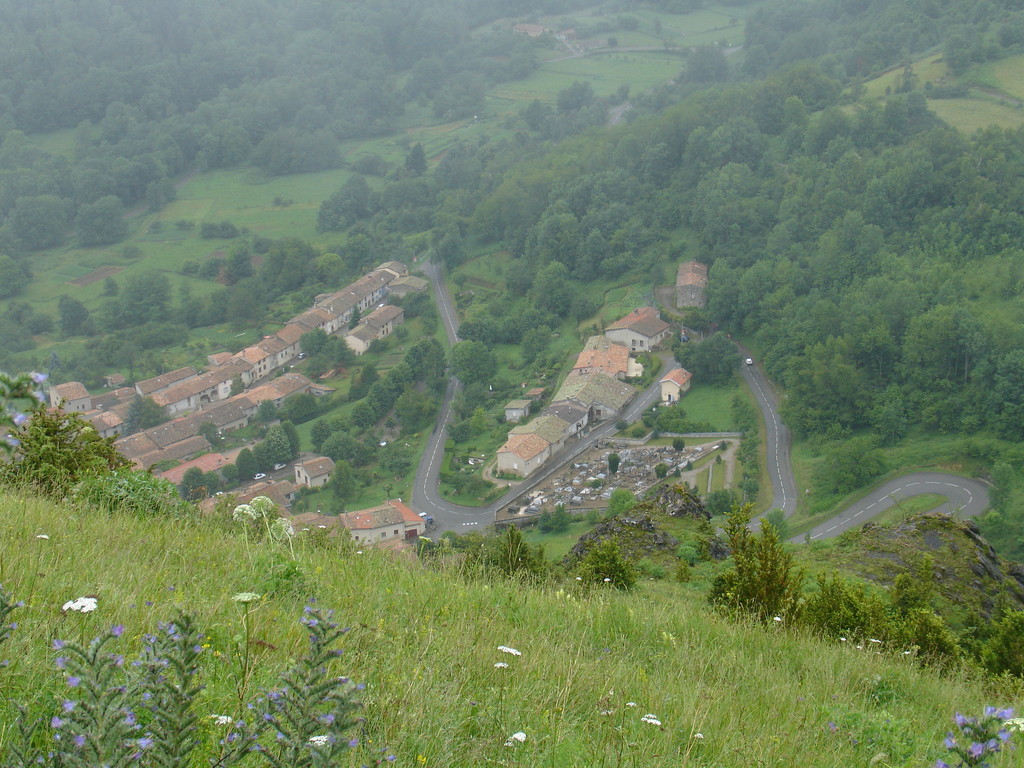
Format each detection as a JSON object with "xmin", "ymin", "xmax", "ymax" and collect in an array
[{"xmin": 1, "ymin": 491, "xmax": 1021, "ymax": 767}]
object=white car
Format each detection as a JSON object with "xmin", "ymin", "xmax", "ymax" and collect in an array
[
  {"xmin": 254, "ymin": 473, "xmax": 267, "ymax": 480},
  {"xmin": 745, "ymin": 358, "xmax": 754, "ymax": 366}
]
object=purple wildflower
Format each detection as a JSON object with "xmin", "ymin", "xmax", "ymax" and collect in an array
[
  {"xmin": 111, "ymin": 624, "xmax": 125, "ymax": 638},
  {"xmin": 67, "ymin": 676, "xmax": 80, "ymax": 687},
  {"xmin": 73, "ymin": 735, "xmax": 85, "ymax": 748},
  {"xmin": 50, "ymin": 716, "xmax": 63, "ymax": 729}
]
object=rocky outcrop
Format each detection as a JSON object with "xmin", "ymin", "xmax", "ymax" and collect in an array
[
  {"xmin": 564, "ymin": 512, "xmax": 679, "ymax": 566},
  {"xmin": 835, "ymin": 513, "xmax": 1024, "ymax": 621},
  {"xmin": 645, "ymin": 483, "xmax": 710, "ymax": 520}
]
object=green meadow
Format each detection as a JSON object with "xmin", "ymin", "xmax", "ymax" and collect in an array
[
  {"xmin": 860, "ymin": 52, "xmax": 1024, "ymax": 134},
  {"xmin": 1, "ymin": 491, "xmax": 1019, "ymax": 767}
]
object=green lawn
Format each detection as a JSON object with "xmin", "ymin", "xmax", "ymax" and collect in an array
[{"xmin": 678, "ymin": 381, "xmax": 742, "ymax": 431}]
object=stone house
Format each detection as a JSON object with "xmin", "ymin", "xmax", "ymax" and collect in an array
[
  {"xmin": 676, "ymin": 261, "xmax": 708, "ymax": 308},
  {"xmin": 504, "ymin": 399, "xmax": 532, "ymax": 424}
]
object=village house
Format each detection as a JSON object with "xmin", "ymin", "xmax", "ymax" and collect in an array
[
  {"xmin": 294, "ymin": 456, "xmax": 335, "ymax": 488},
  {"xmin": 554, "ymin": 370, "xmax": 636, "ymax": 421},
  {"xmin": 676, "ymin": 260, "xmax": 708, "ymax": 308},
  {"xmin": 343, "ymin": 324, "xmax": 379, "ymax": 356},
  {"xmin": 513, "ymin": 22, "xmax": 550, "ymax": 37},
  {"xmin": 337, "ymin": 499, "xmax": 425, "ymax": 543},
  {"xmin": 660, "ymin": 368, "xmax": 693, "ymax": 403},
  {"xmin": 344, "ymin": 304, "xmax": 404, "ymax": 355},
  {"xmin": 363, "ymin": 304, "xmax": 404, "ymax": 337},
  {"xmin": 387, "ymin": 274, "xmax": 428, "ymax": 297},
  {"xmin": 546, "ymin": 398, "xmax": 590, "ymax": 437},
  {"xmin": 504, "ymin": 399, "xmax": 532, "ymax": 424},
  {"xmin": 134, "ymin": 367, "xmax": 197, "ymax": 398},
  {"xmin": 496, "ymin": 432, "xmax": 551, "ymax": 478},
  {"xmin": 572, "ymin": 335, "xmax": 637, "ymax": 380},
  {"xmin": 83, "ymin": 409, "xmax": 123, "ymax": 439},
  {"xmin": 103, "ymin": 373, "xmax": 126, "ymax": 389},
  {"xmin": 181, "ymin": 399, "xmax": 250, "ymax": 435},
  {"xmin": 605, "ymin": 307, "xmax": 672, "ymax": 351},
  {"xmin": 509, "ymin": 413, "xmax": 571, "ymax": 453},
  {"xmin": 293, "ymin": 306, "xmax": 336, "ymax": 335},
  {"xmin": 159, "ymin": 452, "xmax": 231, "ymax": 486},
  {"xmin": 48, "ymin": 381, "xmax": 92, "ymax": 413}
]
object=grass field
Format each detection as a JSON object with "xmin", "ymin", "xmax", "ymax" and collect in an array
[
  {"xmin": 859, "ymin": 52, "xmax": 1024, "ymax": 134},
  {"xmin": 679, "ymin": 381, "xmax": 741, "ymax": 431},
  {"xmin": 2, "ymin": 491, "xmax": 1016, "ymax": 767}
]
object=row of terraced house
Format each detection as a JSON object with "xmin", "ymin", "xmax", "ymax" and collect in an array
[{"xmin": 48, "ymin": 261, "xmax": 421, "ymax": 476}]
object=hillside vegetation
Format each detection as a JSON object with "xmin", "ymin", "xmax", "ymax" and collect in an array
[{"xmin": 1, "ymin": 490, "xmax": 1022, "ymax": 767}]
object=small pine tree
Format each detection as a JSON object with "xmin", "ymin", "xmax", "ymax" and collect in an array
[{"xmin": 708, "ymin": 503, "xmax": 804, "ymax": 622}]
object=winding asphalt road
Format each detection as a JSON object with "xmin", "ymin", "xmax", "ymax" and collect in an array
[
  {"xmin": 740, "ymin": 351, "xmax": 989, "ymax": 540},
  {"xmin": 409, "ymin": 266, "xmax": 989, "ymax": 539}
]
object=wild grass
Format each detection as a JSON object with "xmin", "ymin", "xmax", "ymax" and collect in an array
[
  {"xmin": 0, "ymin": 491, "xmax": 1020, "ymax": 766},
  {"xmin": 521, "ymin": 517, "xmax": 598, "ymax": 561}
]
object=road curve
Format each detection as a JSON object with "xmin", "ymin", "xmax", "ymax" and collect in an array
[{"xmin": 799, "ymin": 472, "xmax": 990, "ymax": 542}]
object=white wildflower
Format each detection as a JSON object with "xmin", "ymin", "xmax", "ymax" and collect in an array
[
  {"xmin": 694, "ymin": 732, "xmax": 704, "ymax": 740},
  {"xmin": 868, "ymin": 638, "xmax": 882, "ymax": 644},
  {"xmin": 600, "ymin": 709, "xmax": 615, "ymax": 716},
  {"xmin": 271, "ymin": 516, "xmax": 295, "ymax": 540},
  {"xmin": 210, "ymin": 715, "xmax": 233, "ymax": 726},
  {"xmin": 232, "ymin": 592, "xmax": 261, "ymax": 604},
  {"xmin": 35, "ymin": 534, "xmax": 49, "ymax": 540},
  {"xmin": 497, "ymin": 645, "xmax": 521, "ymax": 656},
  {"xmin": 839, "ymin": 636, "xmax": 847, "ymax": 642},
  {"xmin": 308, "ymin": 735, "xmax": 330, "ymax": 746},
  {"xmin": 61, "ymin": 597, "xmax": 97, "ymax": 613},
  {"xmin": 62, "ymin": 597, "xmax": 97, "ymax": 613},
  {"xmin": 640, "ymin": 714, "xmax": 662, "ymax": 726},
  {"xmin": 772, "ymin": 616, "xmax": 782, "ymax": 623},
  {"xmin": 625, "ymin": 702, "xmax": 638, "ymax": 708},
  {"xmin": 494, "ymin": 662, "xmax": 509, "ymax": 669},
  {"xmin": 1005, "ymin": 717, "xmax": 1024, "ymax": 732},
  {"xmin": 355, "ymin": 550, "xmax": 363, "ymax": 555},
  {"xmin": 603, "ymin": 577, "xmax": 612, "ymax": 582},
  {"xmin": 504, "ymin": 731, "xmax": 526, "ymax": 746},
  {"xmin": 232, "ymin": 504, "xmax": 258, "ymax": 522},
  {"xmin": 250, "ymin": 496, "xmax": 277, "ymax": 518}
]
